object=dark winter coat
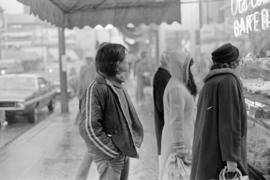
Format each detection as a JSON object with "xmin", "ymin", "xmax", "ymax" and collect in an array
[
  {"xmin": 190, "ymin": 68, "xmax": 248, "ymax": 180},
  {"xmin": 79, "ymin": 74, "xmax": 144, "ymax": 159},
  {"xmin": 153, "ymin": 67, "xmax": 171, "ymax": 155}
]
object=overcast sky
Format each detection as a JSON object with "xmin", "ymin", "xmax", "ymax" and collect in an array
[{"xmin": 0, "ymin": 0, "xmax": 24, "ymax": 14}]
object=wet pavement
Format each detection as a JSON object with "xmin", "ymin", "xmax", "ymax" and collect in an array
[
  {"xmin": 0, "ymin": 78, "xmax": 159, "ymax": 180},
  {"xmin": 0, "ymin": 77, "xmax": 269, "ymax": 179},
  {"xmin": 0, "ymin": 110, "xmax": 52, "ymax": 148}
]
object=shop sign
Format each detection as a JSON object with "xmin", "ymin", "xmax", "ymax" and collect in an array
[{"xmin": 231, "ymin": 0, "xmax": 270, "ymax": 37}]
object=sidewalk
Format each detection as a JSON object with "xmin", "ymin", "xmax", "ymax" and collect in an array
[
  {"xmin": 126, "ymin": 78, "xmax": 158, "ymax": 180},
  {"xmin": 0, "ymin": 78, "xmax": 159, "ymax": 180}
]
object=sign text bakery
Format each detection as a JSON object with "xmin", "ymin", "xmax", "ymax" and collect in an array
[{"xmin": 231, "ymin": 0, "xmax": 270, "ymax": 37}]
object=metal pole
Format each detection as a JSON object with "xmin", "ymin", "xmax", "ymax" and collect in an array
[
  {"xmin": 0, "ymin": 32, "xmax": 2, "ymax": 59},
  {"xmin": 58, "ymin": 28, "xmax": 69, "ymax": 113},
  {"xmin": 197, "ymin": 0, "xmax": 202, "ymax": 54},
  {"xmin": 199, "ymin": 0, "xmax": 203, "ymax": 28},
  {"xmin": 0, "ymin": 9, "xmax": 4, "ymax": 59},
  {"xmin": 155, "ymin": 25, "xmax": 160, "ymax": 66}
]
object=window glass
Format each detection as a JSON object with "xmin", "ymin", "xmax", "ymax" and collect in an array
[
  {"xmin": 38, "ymin": 77, "xmax": 48, "ymax": 89},
  {"xmin": 196, "ymin": 1, "xmax": 270, "ymax": 177}
]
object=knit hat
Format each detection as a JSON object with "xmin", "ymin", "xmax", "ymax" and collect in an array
[{"xmin": 212, "ymin": 43, "xmax": 239, "ymax": 64}]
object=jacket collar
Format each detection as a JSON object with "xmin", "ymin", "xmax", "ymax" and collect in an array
[
  {"xmin": 103, "ymin": 74, "xmax": 143, "ymax": 149},
  {"xmin": 108, "ymin": 79, "xmax": 122, "ymax": 88},
  {"xmin": 204, "ymin": 68, "xmax": 238, "ymax": 82},
  {"xmin": 93, "ymin": 73, "xmax": 143, "ymax": 149},
  {"xmin": 95, "ymin": 73, "xmax": 107, "ymax": 84},
  {"xmin": 95, "ymin": 73, "xmax": 123, "ymax": 88}
]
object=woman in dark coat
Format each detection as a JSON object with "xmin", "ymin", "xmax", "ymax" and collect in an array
[
  {"xmin": 190, "ymin": 43, "xmax": 248, "ymax": 180},
  {"xmin": 153, "ymin": 52, "xmax": 171, "ymax": 156}
]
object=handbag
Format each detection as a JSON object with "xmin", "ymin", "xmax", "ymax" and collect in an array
[
  {"xmin": 219, "ymin": 166, "xmax": 249, "ymax": 180},
  {"xmin": 161, "ymin": 153, "xmax": 190, "ymax": 180}
]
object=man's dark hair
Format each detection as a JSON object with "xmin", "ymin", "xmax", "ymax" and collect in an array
[{"xmin": 95, "ymin": 43, "xmax": 126, "ymax": 77}]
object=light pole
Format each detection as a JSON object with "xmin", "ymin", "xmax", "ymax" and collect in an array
[
  {"xmin": 58, "ymin": 28, "xmax": 69, "ymax": 113},
  {"xmin": 0, "ymin": 7, "xmax": 4, "ymax": 59}
]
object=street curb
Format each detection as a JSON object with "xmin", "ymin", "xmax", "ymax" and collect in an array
[{"xmin": 0, "ymin": 100, "xmax": 77, "ymax": 151}]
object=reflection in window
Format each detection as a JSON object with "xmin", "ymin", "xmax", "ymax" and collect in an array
[{"xmin": 241, "ymin": 56, "xmax": 270, "ymax": 179}]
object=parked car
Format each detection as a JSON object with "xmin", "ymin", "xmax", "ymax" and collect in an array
[
  {"xmin": 54, "ymin": 81, "xmax": 76, "ymax": 99},
  {"xmin": 43, "ymin": 66, "xmax": 78, "ymax": 99},
  {"xmin": 0, "ymin": 74, "xmax": 57, "ymax": 123}
]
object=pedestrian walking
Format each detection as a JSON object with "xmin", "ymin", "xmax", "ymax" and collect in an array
[
  {"xmin": 78, "ymin": 43, "xmax": 144, "ymax": 180},
  {"xmin": 78, "ymin": 57, "xmax": 97, "ymax": 102},
  {"xmin": 75, "ymin": 55, "xmax": 97, "ymax": 180},
  {"xmin": 160, "ymin": 51, "xmax": 197, "ymax": 180},
  {"xmin": 153, "ymin": 52, "xmax": 171, "ymax": 160},
  {"xmin": 190, "ymin": 43, "xmax": 248, "ymax": 180},
  {"xmin": 75, "ymin": 56, "xmax": 97, "ymax": 125},
  {"xmin": 75, "ymin": 43, "xmax": 110, "ymax": 180}
]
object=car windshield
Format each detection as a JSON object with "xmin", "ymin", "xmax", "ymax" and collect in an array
[{"xmin": 0, "ymin": 76, "xmax": 36, "ymax": 90}]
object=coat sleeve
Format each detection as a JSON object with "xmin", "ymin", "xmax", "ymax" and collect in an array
[
  {"xmin": 153, "ymin": 74, "xmax": 164, "ymax": 155},
  {"xmin": 85, "ymin": 83, "xmax": 120, "ymax": 159},
  {"xmin": 167, "ymin": 87, "xmax": 188, "ymax": 156},
  {"xmin": 218, "ymin": 77, "xmax": 242, "ymax": 162}
]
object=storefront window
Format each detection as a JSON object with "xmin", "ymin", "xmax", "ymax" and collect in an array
[
  {"xmin": 165, "ymin": 30, "xmax": 191, "ymax": 52},
  {"xmin": 242, "ymin": 46, "xmax": 270, "ymax": 179},
  {"xmin": 198, "ymin": 1, "xmax": 270, "ymax": 178},
  {"xmin": 247, "ymin": 118, "xmax": 270, "ymax": 176},
  {"xmin": 231, "ymin": 1, "xmax": 270, "ymax": 179}
]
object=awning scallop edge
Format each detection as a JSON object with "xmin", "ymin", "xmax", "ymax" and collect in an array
[{"xmin": 17, "ymin": 0, "xmax": 181, "ymax": 29}]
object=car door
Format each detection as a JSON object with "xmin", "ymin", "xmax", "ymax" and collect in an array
[
  {"xmin": 37, "ymin": 77, "xmax": 50, "ymax": 108},
  {"xmin": 43, "ymin": 78, "xmax": 57, "ymax": 103}
]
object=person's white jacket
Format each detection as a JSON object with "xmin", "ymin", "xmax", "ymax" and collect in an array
[{"xmin": 160, "ymin": 51, "xmax": 195, "ymax": 180}]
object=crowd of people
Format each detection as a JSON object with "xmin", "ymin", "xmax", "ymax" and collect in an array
[{"xmin": 74, "ymin": 42, "xmax": 248, "ymax": 180}]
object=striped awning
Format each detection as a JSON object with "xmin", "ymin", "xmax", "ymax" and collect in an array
[{"xmin": 17, "ymin": 0, "xmax": 181, "ymax": 29}]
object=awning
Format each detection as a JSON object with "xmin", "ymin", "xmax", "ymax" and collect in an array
[{"xmin": 17, "ymin": 0, "xmax": 181, "ymax": 29}]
